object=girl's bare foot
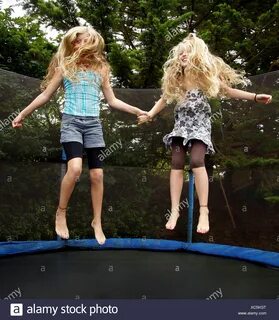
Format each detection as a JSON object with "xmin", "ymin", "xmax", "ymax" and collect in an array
[
  {"xmin": 55, "ymin": 207, "xmax": 69, "ymax": 239},
  {"xmin": 197, "ymin": 206, "xmax": 209, "ymax": 234},
  {"xmin": 91, "ymin": 220, "xmax": 106, "ymax": 245},
  {"xmin": 166, "ymin": 210, "xmax": 180, "ymax": 230}
]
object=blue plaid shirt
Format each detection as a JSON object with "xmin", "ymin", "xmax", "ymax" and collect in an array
[{"xmin": 63, "ymin": 70, "xmax": 102, "ymax": 117}]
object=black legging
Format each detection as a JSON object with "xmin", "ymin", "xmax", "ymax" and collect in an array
[
  {"xmin": 171, "ymin": 137, "xmax": 207, "ymax": 170},
  {"xmin": 62, "ymin": 142, "xmax": 104, "ymax": 169}
]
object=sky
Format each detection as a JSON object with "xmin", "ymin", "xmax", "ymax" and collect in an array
[
  {"xmin": 1, "ymin": 0, "xmax": 61, "ymax": 41},
  {"xmin": 2, "ymin": 0, "xmax": 24, "ymax": 16}
]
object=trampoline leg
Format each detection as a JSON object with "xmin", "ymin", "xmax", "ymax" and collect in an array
[{"xmin": 187, "ymin": 170, "xmax": 195, "ymax": 243}]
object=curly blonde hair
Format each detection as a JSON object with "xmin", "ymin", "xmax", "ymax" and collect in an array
[
  {"xmin": 162, "ymin": 33, "xmax": 247, "ymax": 104},
  {"xmin": 41, "ymin": 26, "xmax": 110, "ymax": 90}
]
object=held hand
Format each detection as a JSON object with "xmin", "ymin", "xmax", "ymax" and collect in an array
[
  {"xmin": 256, "ymin": 94, "xmax": 272, "ymax": 104},
  {"xmin": 135, "ymin": 108, "xmax": 148, "ymax": 117},
  {"xmin": 137, "ymin": 114, "xmax": 149, "ymax": 125},
  {"xmin": 138, "ymin": 112, "xmax": 152, "ymax": 125},
  {"xmin": 12, "ymin": 113, "xmax": 25, "ymax": 128}
]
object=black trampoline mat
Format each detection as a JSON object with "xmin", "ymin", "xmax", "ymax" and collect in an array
[{"xmin": 0, "ymin": 250, "xmax": 278, "ymax": 299}]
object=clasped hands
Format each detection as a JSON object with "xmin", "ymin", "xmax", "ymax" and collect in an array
[{"xmin": 137, "ymin": 110, "xmax": 152, "ymax": 125}]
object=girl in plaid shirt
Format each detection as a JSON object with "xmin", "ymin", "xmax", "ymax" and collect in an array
[{"xmin": 13, "ymin": 26, "xmax": 146, "ymax": 244}]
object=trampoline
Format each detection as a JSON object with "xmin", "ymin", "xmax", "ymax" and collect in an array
[
  {"xmin": 0, "ymin": 69, "xmax": 279, "ymax": 300},
  {"xmin": 1, "ymin": 239, "xmax": 279, "ymax": 299}
]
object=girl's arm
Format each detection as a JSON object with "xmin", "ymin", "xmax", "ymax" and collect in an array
[
  {"xmin": 148, "ymin": 97, "xmax": 167, "ymax": 118},
  {"xmin": 138, "ymin": 97, "xmax": 167, "ymax": 124},
  {"xmin": 22, "ymin": 67, "xmax": 63, "ymax": 116},
  {"xmin": 222, "ymin": 84, "xmax": 272, "ymax": 104},
  {"xmin": 12, "ymin": 67, "xmax": 63, "ymax": 128},
  {"xmin": 12, "ymin": 68, "xmax": 63, "ymax": 128},
  {"xmin": 101, "ymin": 72, "xmax": 145, "ymax": 116}
]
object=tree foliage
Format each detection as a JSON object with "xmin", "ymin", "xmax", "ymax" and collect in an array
[
  {"xmin": 14, "ymin": 0, "xmax": 279, "ymax": 86},
  {"xmin": 0, "ymin": 8, "xmax": 55, "ymax": 78}
]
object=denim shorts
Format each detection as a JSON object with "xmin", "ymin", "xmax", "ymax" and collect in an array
[{"xmin": 60, "ymin": 113, "xmax": 105, "ymax": 148}]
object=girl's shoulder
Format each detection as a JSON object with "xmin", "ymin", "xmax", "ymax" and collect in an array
[
  {"xmin": 54, "ymin": 66, "xmax": 63, "ymax": 76},
  {"xmin": 94, "ymin": 64, "xmax": 109, "ymax": 85},
  {"xmin": 98, "ymin": 64, "xmax": 110, "ymax": 79}
]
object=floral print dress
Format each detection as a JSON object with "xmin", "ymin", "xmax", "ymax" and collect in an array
[{"xmin": 163, "ymin": 89, "xmax": 215, "ymax": 154}]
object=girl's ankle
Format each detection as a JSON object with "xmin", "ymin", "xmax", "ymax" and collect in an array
[{"xmin": 58, "ymin": 206, "xmax": 67, "ymax": 210}]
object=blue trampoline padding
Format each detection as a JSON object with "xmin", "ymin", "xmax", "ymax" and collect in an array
[
  {"xmin": 0, "ymin": 240, "xmax": 65, "ymax": 256},
  {"xmin": 0, "ymin": 239, "xmax": 278, "ymax": 268}
]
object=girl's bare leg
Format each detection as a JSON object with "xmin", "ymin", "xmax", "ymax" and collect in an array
[
  {"xmin": 166, "ymin": 169, "xmax": 184, "ymax": 230},
  {"xmin": 192, "ymin": 167, "xmax": 209, "ymax": 233},
  {"xmin": 89, "ymin": 168, "xmax": 106, "ymax": 245},
  {"xmin": 166, "ymin": 138, "xmax": 186, "ymax": 230},
  {"xmin": 190, "ymin": 140, "xmax": 209, "ymax": 234},
  {"xmin": 55, "ymin": 157, "xmax": 82, "ymax": 239}
]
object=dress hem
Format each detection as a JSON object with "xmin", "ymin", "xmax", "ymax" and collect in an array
[{"xmin": 163, "ymin": 134, "xmax": 215, "ymax": 155}]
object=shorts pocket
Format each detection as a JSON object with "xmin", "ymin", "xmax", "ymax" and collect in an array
[
  {"xmin": 61, "ymin": 114, "xmax": 75, "ymax": 128},
  {"xmin": 96, "ymin": 118, "xmax": 103, "ymax": 128}
]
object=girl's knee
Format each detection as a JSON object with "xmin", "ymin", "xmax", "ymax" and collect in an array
[
  {"xmin": 67, "ymin": 166, "xmax": 82, "ymax": 180},
  {"xmin": 171, "ymin": 158, "xmax": 185, "ymax": 170},
  {"xmin": 90, "ymin": 169, "xmax": 103, "ymax": 184},
  {"xmin": 171, "ymin": 144, "xmax": 185, "ymax": 170},
  {"xmin": 190, "ymin": 157, "xmax": 205, "ymax": 169}
]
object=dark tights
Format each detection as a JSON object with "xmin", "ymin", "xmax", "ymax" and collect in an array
[{"xmin": 171, "ymin": 137, "xmax": 207, "ymax": 170}]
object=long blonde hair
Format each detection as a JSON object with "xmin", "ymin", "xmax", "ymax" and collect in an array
[
  {"xmin": 162, "ymin": 33, "xmax": 247, "ymax": 104},
  {"xmin": 41, "ymin": 26, "xmax": 110, "ymax": 90}
]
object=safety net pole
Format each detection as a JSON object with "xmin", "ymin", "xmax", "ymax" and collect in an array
[{"xmin": 187, "ymin": 171, "xmax": 195, "ymax": 243}]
